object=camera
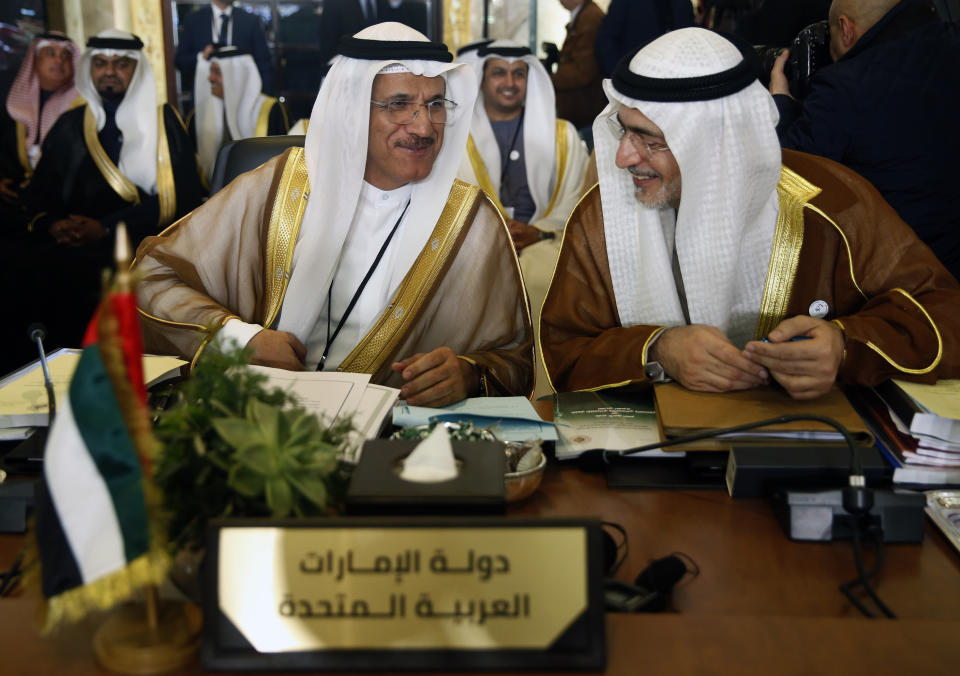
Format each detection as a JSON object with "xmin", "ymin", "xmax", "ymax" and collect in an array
[{"xmin": 756, "ymin": 20, "xmax": 831, "ymax": 99}]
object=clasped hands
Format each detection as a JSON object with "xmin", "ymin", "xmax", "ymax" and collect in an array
[
  {"xmin": 49, "ymin": 215, "xmax": 107, "ymax": 246},
  {"xmin": 247, "ymin": 330, "xmax": 478, "ymax": 407},
  {"xmin": 651, "ymin": 316, "xmax": 845, "ymax": 400}
]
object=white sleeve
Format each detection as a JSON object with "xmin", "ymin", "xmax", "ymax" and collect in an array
[{"xmin": 216, "ymin": 318, "xmax": 264, "ymax": 350}]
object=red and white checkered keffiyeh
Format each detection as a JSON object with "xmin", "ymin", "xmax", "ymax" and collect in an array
[{"xmin": 5, "ymin": 35, "xmax": 80, "ymax": 164}]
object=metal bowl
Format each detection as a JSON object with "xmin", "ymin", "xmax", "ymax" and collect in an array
[{"xmin": 504, "ymin": 452, "xmax": 547, "ymax": 503}]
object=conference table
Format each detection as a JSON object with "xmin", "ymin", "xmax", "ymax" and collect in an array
[{"xmin": 1, "ymin": 417, "xmax": 959, "ymax": 674}]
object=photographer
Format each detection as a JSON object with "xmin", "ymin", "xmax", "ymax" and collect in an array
[{"xmin": 769, "ymin": 0, "xmax": 960, "ymax": 282}]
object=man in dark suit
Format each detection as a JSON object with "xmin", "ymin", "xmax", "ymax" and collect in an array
[
  {"xmin": 175, "ymin": 0, "xmax": 274, "ymax": 97},
  {"xmin": 379, "ymin": 0, "xmax": 429, "ymax": 34},
  {"xmin": 318, "ymin": 0, "xmax": 382, "ymax": 69},
  {"xmin": 595, "ymin": 0, "xmax": 695, "ymax": 76},
  {"xmin": 550, "ymin": 0, "xmax": 606, "ymax": 133}
]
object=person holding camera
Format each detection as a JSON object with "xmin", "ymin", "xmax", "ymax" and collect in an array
[{"xmin": 770, "ymin": 0, "xmax": 960, "ymax": 282}]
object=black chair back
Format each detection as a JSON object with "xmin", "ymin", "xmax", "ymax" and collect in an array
[{"xmin": 209, "ymin": 136, "xmax": 306, "ymax": 194}]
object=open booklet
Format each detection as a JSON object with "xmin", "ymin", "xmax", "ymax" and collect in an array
[
  {"xmin": 247, "ymin": 366, "xmax": 399, "ymax": 458},
  {"xmin": 0, "ymin": 348, "xmax": 186, "ymax": 428},
  {"xmin": 553, "ymin": 390, "xmax": 663, "ymax": 461}
]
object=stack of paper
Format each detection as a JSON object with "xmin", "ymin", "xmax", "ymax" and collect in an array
[
  {"xmin": 0, "ymin": 348, "xmax": 186, "ymax": 430},
  {"xmin": 874, "ymin": 379, "xmax": 960, "ymax": 485},
  {"xmin": 248, "ymin": 366, "xmax": 399, "ymax": 459}
]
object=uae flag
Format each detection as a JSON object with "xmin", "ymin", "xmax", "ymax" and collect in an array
[{"xmin": 31, "ymin": 251, "xmax": 168, "ymax": 632}]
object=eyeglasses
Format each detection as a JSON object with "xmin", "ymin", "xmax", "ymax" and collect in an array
[
  {"xmin": 370, "ymin": 98, "xmax": 458, "ymax": 125},
  {"xmin": 605, "ymin": 113, "xmax": 670, "ymax": 159}
]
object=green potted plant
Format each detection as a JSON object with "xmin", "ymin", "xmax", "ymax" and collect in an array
[{"xmin": 152, "ymin": 346, "xmax": 352, "ymax": 597}]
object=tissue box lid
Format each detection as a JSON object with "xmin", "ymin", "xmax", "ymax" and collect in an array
[{"xmin": 346, "ymin": 440, "xmax": 506, "ymax": 515}]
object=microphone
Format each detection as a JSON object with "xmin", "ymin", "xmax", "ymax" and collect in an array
[{"xmin": 27, "ymin": 323, "xmax": 56, "ymax": 420}]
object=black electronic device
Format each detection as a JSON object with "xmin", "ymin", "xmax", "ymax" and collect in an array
[
  {"xmin": 346, "ymin": 440, "xmax": 505, "ymax": 516},
  {"xmin": 726, "ymin": 444, "xmax": 890, "ymax": 498},
  {"xmin": 755, "ymin": 20, "xmax": 832, "ymax": 99},
  {"xmin": 775, "ymin": 487, "xmax": 926, "ymax": 543},
  {"xmin": 0, "ymin": 480, "xmax": 37, "ymax": 534}
]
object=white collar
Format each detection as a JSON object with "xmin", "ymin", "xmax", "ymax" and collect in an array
[
  {"xmin": 213, "ymin": 4, "xmax": 232, "ymax": 21},
  {"xmin": 359, "ymin": 180, "xmax": 414, "ymax": 209},
  {"xmin": 570, "ymin": 5, "xmax": 583, "ymax": 23}
]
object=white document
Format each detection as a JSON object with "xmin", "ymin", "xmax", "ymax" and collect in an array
[{"xmin": 247, "ymin": 366, "xmax": 370, "ymax": 425}]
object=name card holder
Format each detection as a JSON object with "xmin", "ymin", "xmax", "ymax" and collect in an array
[{"xmin": 202, "ymin": 517, "xmax": 606, "ymax": 671}]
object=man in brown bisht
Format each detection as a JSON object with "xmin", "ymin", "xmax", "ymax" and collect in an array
[
  {"xmin": 135, "ymin": 22, "xmax": 532, "ymax": 407},
  {"xmin": 541, "ymin": 28, "xmax": 960, "ymax": 399}
]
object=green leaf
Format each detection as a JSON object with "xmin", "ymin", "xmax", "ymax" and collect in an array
[
  {"xmin": 288, "ymin": 474, "xmax": 328, "ymax": 509},
  {"xmin": 247, "ymin": 399, "xmax": 279, "ymax": 443},
  {"xmin": 212, "ymin": 417, "xmax": 261, "ymax": 451},
  {"xmin": 228, "ymin": 465, "xmax": 265, "ymax": 497},
  {"xmin": 192, "ymin": 434, "xmax": 207, "ymax": 457},
  {"xmin": 235, "ymin": 444, "xmax": 275, "ymax": 475},
  {"xmin": 265, "ymin": 476, "xmax": 293, "ymax": 516}
]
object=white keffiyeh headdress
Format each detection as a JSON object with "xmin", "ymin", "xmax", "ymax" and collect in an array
[
  {"xmin": 279, "ymin": 22, "xmax": 478, "ymax": 341},
  {"xmin": 466, "ymin": 40, "xmax": 556, "ymax": 221},
  {"xmin": 194, "ymin": 48, "xmax": 265, "ymax": 179},
  {"xmin": 592, "ymin": 27, "xmax": 782, "ymax": 347},
  {"xmin": 75, "ymin": 29, "xmax": 159, "ymax": 195}
]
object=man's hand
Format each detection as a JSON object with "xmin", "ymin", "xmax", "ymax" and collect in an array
[
  {"xmin": 391, "ymin": 346, "xmax": 480, "ymax": 407},
  {"xmin": 202, "ymin": 44, "xmax": 215, "ymax": 60},
  {"xmin": 248, "ymin": 329, "xmax": 307, "ymax": 371},
  {"xmin": 768, "ymin": 49, "xmax": 794, "ymax": 99},
  {"xmin": 0, "ymin": 177, "xmax": 19, "ymax": 202},
  {"xmin": 507, "ymin": 219, "xmax": 542, "ymax": 252},
  {"xmin": 651, "ymin": 324, "xmax": 769, "ymax": 392},
  {"xmin": 64, "ymin": 214, "xmax": 107, "ymax": 246},
  {"xmin": 743, "ymin": 316, "xmax": 845, "ymax": 400}
]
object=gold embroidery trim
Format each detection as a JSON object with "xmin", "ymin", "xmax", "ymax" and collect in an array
[
  {"xmin": 338, "ymin": 180, "xmax": 479, "ymax": 374},
  {"xmin": 537, "ymin": 184, "xmax": 600, "ymax": 395},
  {"xmin": 755, "ymin": 165, "xmax": 820, "ymax": 339},
  {"xmin": 540, "ymin": 119, "xmax": 568, "ymax": 220},
  {"xmin": 255, "ymin": 97, "xmax": 278, "ymax": 137},
  {"xmin": 15, "ymin": 122, "xmax": 30, "ymax": 176},
  {"xmin": 155, "ymin": 106, "xmax": 177, "ymax": 225},
  {"xmin": 862, "ymin": 288, "xmax": 943, "ymax": 374},
  {"xmin": 804, "ymin": 202, "xmax": 867, "ymax": 300},
  {"xmin": 466, "ymin": 134, "xmax": 508, "ymax": 217},
  {"xmin": 83, "ymin": 105, "xmax": 140, "ymax": 205},
  {"xmin": 262, "ymin": 147, "xmax": 309, "ymax": 328}
]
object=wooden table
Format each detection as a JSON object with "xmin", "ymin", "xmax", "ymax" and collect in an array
[{"xmin": 2, "ymin": 462, "xmax": 959, "ymax": 674}]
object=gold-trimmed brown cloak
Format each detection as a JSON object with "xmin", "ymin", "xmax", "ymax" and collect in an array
[{"xmin": 540, "ymin": 150, "xmax": 960, "ymax": 393}]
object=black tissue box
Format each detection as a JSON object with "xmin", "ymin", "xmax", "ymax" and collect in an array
[{"xmin": 346, "ymin": 439, "xmax": 505, "ymax": 516}]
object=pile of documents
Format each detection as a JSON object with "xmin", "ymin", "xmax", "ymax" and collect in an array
[
  {"xmin": 873, "ymin": 379, "xmax": 960, "ymax": 485},
  {"xmin": 248, "ymin": 366, "xmax": 399, "ymax": 457},
  {"xmin": 0, "ymin": 348, "xmax": 186, "ymax": 439}
]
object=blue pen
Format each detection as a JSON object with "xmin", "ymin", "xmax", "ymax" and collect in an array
[{"xmin": 760, "ymin": 335, "xmax": 813, "ymax": 343}]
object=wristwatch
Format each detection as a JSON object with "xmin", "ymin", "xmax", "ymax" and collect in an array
[
  {"xmin": 538, "ymin": 230, "xmax": 555, "ymax": 241},
  {"xmin": 644, "ymin": 361, "xmax": 670, "ymax": 383}
]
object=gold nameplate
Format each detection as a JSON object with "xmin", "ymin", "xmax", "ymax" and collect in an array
[{"xmin": 204, "ymin": 518, "xmax": 605, "ymax": 671}]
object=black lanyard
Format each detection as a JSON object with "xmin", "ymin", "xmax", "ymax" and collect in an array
[{"xmin": 317, "ymin": 198, "xmax": 411, "ymax": 371}]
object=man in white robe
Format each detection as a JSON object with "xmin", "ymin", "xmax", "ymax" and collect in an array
[
  {"xmin": 191, "ymin": 46, "xmax": 288, "ymax": 181},
  {"xmin": 135, "ymin": 23, "xmax": 532, "ymax": 406}
]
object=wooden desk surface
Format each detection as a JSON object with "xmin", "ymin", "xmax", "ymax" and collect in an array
[{"xmin": 2, "ymin": 465, "xmax": 959, "ymax": 674}]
